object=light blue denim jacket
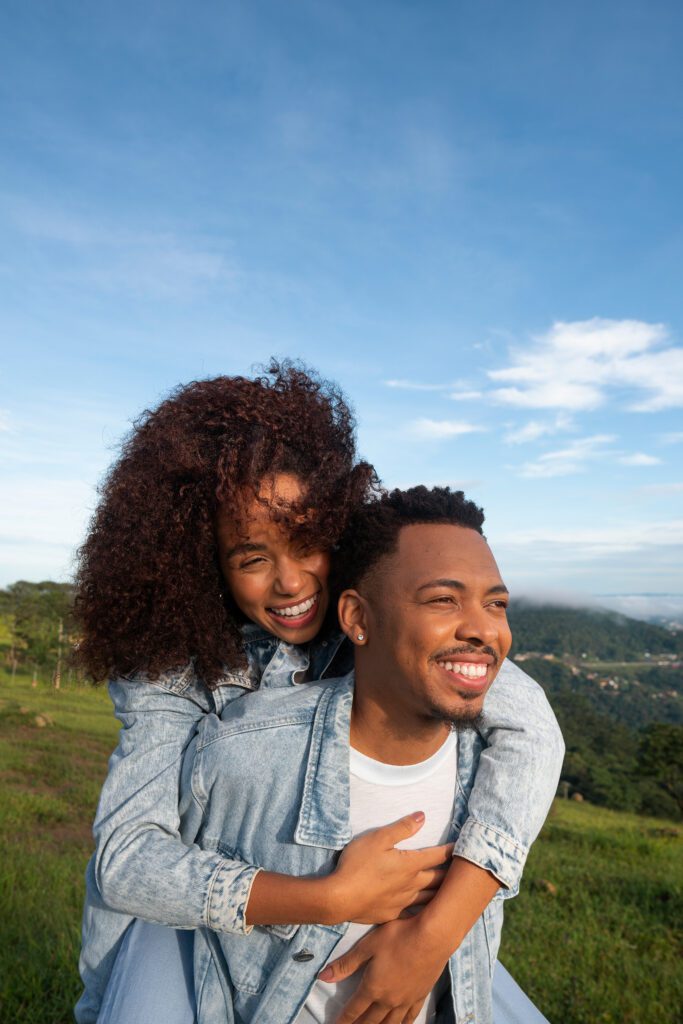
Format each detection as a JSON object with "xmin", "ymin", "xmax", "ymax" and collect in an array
[
  {"xmin": 180, "ymin": 671, "xmax": 560, "ymax": 1024},
  {"xmin": 76, "ymin": 628, "xmax": 563, "ymax": 1023}
]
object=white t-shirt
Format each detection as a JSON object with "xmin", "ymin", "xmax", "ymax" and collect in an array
[{"xmin": 296, "ymin": 731, "xmax": 457, "ymax": 1024}]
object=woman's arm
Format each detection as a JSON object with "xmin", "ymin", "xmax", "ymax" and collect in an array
[
  {"xmin": 92, "ymin": 673, "xmax": 449, "ymax": 935},
  {"xmin": 92, "ymin": 672, "xmax": 261, "ymax": 934},
  {"xmin": 452, "ymin": 657, "xmax": 565, "ymax": 892}
]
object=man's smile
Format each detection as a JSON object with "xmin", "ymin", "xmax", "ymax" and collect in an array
[{"xmin": 432, "ymin": 646, "xmax": 499, "ymax": 692}]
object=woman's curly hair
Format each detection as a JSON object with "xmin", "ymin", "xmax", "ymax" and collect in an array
[{"xmin": 74, "ymin": 360, "xmax": 377, "ymax": 687}]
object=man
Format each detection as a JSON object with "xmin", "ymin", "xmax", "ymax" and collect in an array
[{"xmin": 180, "ymin": 486, "xmax": 562, "ymax": 1024}]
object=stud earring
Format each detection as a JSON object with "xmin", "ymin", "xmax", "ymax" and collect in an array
[{"xmin": 357, "ymin": 633, "xmax": 365, "ymax": 641}]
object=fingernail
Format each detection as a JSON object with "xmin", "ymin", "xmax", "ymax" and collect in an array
[
  {"xmin": 318, "ymin": 966, "xmax": 333, "ymax": 981},
  {"xmin": 412, "ymin": 811, "xmax": 425, "ymax": 821}
]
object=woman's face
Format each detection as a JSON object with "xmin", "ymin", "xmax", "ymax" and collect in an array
[{"xmin": 217, "ymin": 473, "xmax": 331, "ymax": 643}]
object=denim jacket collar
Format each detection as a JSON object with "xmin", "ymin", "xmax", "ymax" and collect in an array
[{"xmin": 294, "ymin": 674, "xmax": 354, "ymax": 849}]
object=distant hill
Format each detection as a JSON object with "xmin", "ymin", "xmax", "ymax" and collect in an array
[
  {"xmin": 507, "ymin": 600, "xmax": 683, "ymax": 661},
  {"xmin": 504, "ymin": 602, "xmax": 682, "ymax": 821}
]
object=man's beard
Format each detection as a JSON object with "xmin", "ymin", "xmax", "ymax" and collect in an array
[{"xmin": 426, "ymin": 697, "xmax": 483, "ymax": 729}]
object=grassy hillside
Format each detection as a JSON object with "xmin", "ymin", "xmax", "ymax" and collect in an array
[
  {"xmin": 1, "ymin": 670, "xmax": 681, "ymax": 1024},
  {"xmin": 0, "ymin": 671, "xmax": 119, "ymax": 1023}
]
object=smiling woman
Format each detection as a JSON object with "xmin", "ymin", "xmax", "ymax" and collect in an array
[
  {"xmin": 73, "ymin": 360, "xmax": 387, "ymax": 1023},
  {"xmin": 217, "ymin": 473, "xmax": 331, "ymax": 641}
]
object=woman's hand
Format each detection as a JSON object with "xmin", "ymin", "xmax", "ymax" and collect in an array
[
  {"xmin": 330, "ymin": 813, "xmax": 452, "ymax": 925},
  {"xmin": 319, "ymin": 916, "xmax": 450, "ymax": 1024}
]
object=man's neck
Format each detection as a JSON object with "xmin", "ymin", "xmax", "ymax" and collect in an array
[{"xmin": 350, "ymin": 688, "xmax": 451, "ymax": 766}]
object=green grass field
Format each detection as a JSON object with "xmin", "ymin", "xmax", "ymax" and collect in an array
[{"xmin": 1, "ymin": 669, "xmax": 681, "ymax": 1024}]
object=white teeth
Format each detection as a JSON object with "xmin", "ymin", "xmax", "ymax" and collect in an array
[
  {"xmin": 441, "ymin": 661, "xmax": 487, "ymax": 678},
  {"xmin": 271, "ymin": 594, "xmax": 317, "ymax": 618}
]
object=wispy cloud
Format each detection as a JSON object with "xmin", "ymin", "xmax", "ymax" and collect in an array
[
  {"xmin": 504, "ymin": 412, "xmax": 573, "ymax": 445},
  {"xmin": 659, "ymin": 432, "xmax": 683, "ymax": 445},
  {"xmin": 638, "ymin": 482, "xmax": 683, "ymax": 495},
  {"xmin": 384, "ymin": 379, "xmax": 446, "ymax": 392},
  {"xmin": 498, "ymin": 519, "xmax": 683, "ymax": 558},
  {"xmin": 489, "ymin": 318, "xmax": 683, "ymax": 412},
  {"xmin": 518, "ymin": 434, "xmax": 615, "ymax": 478},
  {"xmin": 5, "ymin": 197, "xmax": 236, "ymax": 300},
  {"xmin": 407, "ymin": 419, "xmax": 485, "ymax": 440},
  {"xmin": 617, "ymin": 453, "xmax": 661, "ymax": 467},
  {"xmin": 449, "ymin": 390, "xmax": 482, "ymax": 401}
]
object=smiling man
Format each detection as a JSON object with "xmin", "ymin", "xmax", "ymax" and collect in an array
[{"xmin": 180, "ymin": 487, "xmax": 561, "ymax": 1024}]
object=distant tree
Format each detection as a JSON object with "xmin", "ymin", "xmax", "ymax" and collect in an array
[
  {"xmin": 638, "ymin": 724, "xmax": 683, "ymax": 817},
  {"xmin": 0, "ymin": 581, "xmax": 74, "ymax": 675}
]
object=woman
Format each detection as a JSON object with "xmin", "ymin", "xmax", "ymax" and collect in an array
[{"xmin": 75, "ymin": 361, "xmax": 562, "ymax": 1023}]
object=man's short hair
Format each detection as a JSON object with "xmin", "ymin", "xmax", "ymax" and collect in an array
[{"xmin": 335, "ymin": 485, "xmax": 485, "ymax": 593}]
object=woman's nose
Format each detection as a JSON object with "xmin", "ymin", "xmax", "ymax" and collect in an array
[{"xmin": 272, "ymin": 556, "xmax": 307, "ymax": 595}]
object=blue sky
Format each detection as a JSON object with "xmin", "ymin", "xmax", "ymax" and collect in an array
[{"xmin": 1, "ymin": 0, "xmax": 682, "ymax": 613}]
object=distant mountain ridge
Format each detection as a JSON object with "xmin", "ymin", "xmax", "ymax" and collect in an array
[{"xmin": 507, "ymin": 600, "xmax": 683, "ymax": 661}]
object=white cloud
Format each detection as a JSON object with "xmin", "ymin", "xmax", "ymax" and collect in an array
[
  {"xmin": 518, "ymin": 434, "xmax": 615, "ymax": 478},
  {"xmin": 449, "ymin": 390, "xmax": 483, "ymax": 401},
  {"xmin": 504, "ymin": 412, "xmax": 573, "ymax": 445},
  {"xmin": 659, "ymin": 432, "xmax": 683, "ymax": 445},
  {"xmin": 596, "ymin": 594, "xmax": 683, "ymax": 620},
  {"xmin": 618, "ymin": 453, "xmax": 661, "ymax": 466},
  {"xmin": 407, "ymin": 419, "xmax": 485, "ymax": 439},
  {"xmin": 489, "ymin": 318, "xmax": 683, "ymax": 412},
  {"xmin": 638, "ymin": 482, "xmax": 683, "ymax": 495},
  {"xmin": 384, "ymin": 379, "xmax": 446, "ymax": 392},
  {"xmin": 496, "ymin": 519, "xmax": 683, "ymax": 559},
  {"xmin": 0, "ymin": 478, "xmax": 95, "ymax": 585}
]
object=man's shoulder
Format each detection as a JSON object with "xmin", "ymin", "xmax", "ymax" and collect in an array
[{"xmin": 197, "ymin": 671, "xmax": 354, "ymax": 748}]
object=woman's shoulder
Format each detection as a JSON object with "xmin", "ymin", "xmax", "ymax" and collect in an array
[{"xmin": 108, "ymin": 662, "xmax": 217, "ymax": 714}]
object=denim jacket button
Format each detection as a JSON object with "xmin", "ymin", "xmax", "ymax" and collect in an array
[{"xmin": 292, "ymin": 949, "xmax": 315, "ymax": 962}]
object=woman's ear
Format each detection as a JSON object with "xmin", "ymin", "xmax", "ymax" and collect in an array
[{"xmin": 337, "ymin": 589, "xmax": 369, "ymax": 646}]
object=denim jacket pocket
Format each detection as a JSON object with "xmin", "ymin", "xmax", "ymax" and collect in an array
[{"xmin": 226, "ymin": 924, "xmax": 302, "ymax": 995}]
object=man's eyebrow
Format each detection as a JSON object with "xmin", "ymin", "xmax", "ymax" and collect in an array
[
  {"xmin": 223, "ymin": 542, "xmax": 267, "ymax": 560},
  {"xmin": 417, "ymin": 578, "xmax": 510, "ymax": 596}
]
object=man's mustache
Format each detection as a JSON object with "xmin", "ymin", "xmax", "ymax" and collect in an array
[{"xmin": 431, "ymin": 644, "xmax": 499, "ymax": 665}]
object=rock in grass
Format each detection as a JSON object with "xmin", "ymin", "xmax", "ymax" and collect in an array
[{"xmin": 530, "ymin": 878, "xmax": 558, "ymax": 896}]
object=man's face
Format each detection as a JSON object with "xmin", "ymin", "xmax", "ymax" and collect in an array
[{"xmin": 357, "ymin": 523, "xmax": 512, "ymax": 724}]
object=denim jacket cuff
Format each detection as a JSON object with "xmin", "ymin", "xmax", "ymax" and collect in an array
[
  {"xmin": 205, "ymin": 861, "xmax": 263, "ymax": 935},
  {"xmin": 453, "ymin": 817, "xmax": 527, "ymax": 895}
]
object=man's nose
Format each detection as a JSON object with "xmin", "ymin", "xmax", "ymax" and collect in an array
[{"xmin": 454, "ymin": 607, "xmax": 498, "ymax": 646}]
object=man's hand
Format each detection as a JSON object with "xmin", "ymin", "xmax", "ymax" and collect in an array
[{"xmin": 319, "ymin": 917, "xmax": 450, "ymax": 1024}]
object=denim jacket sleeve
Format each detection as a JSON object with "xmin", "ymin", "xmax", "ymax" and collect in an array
[
  {"xmin": 93, "ymin": 670, "xmax": 260, "ymax": 935},
  {"xmin": 453, "ymin": 658, "xmax": 565, "ymax": 894}
]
